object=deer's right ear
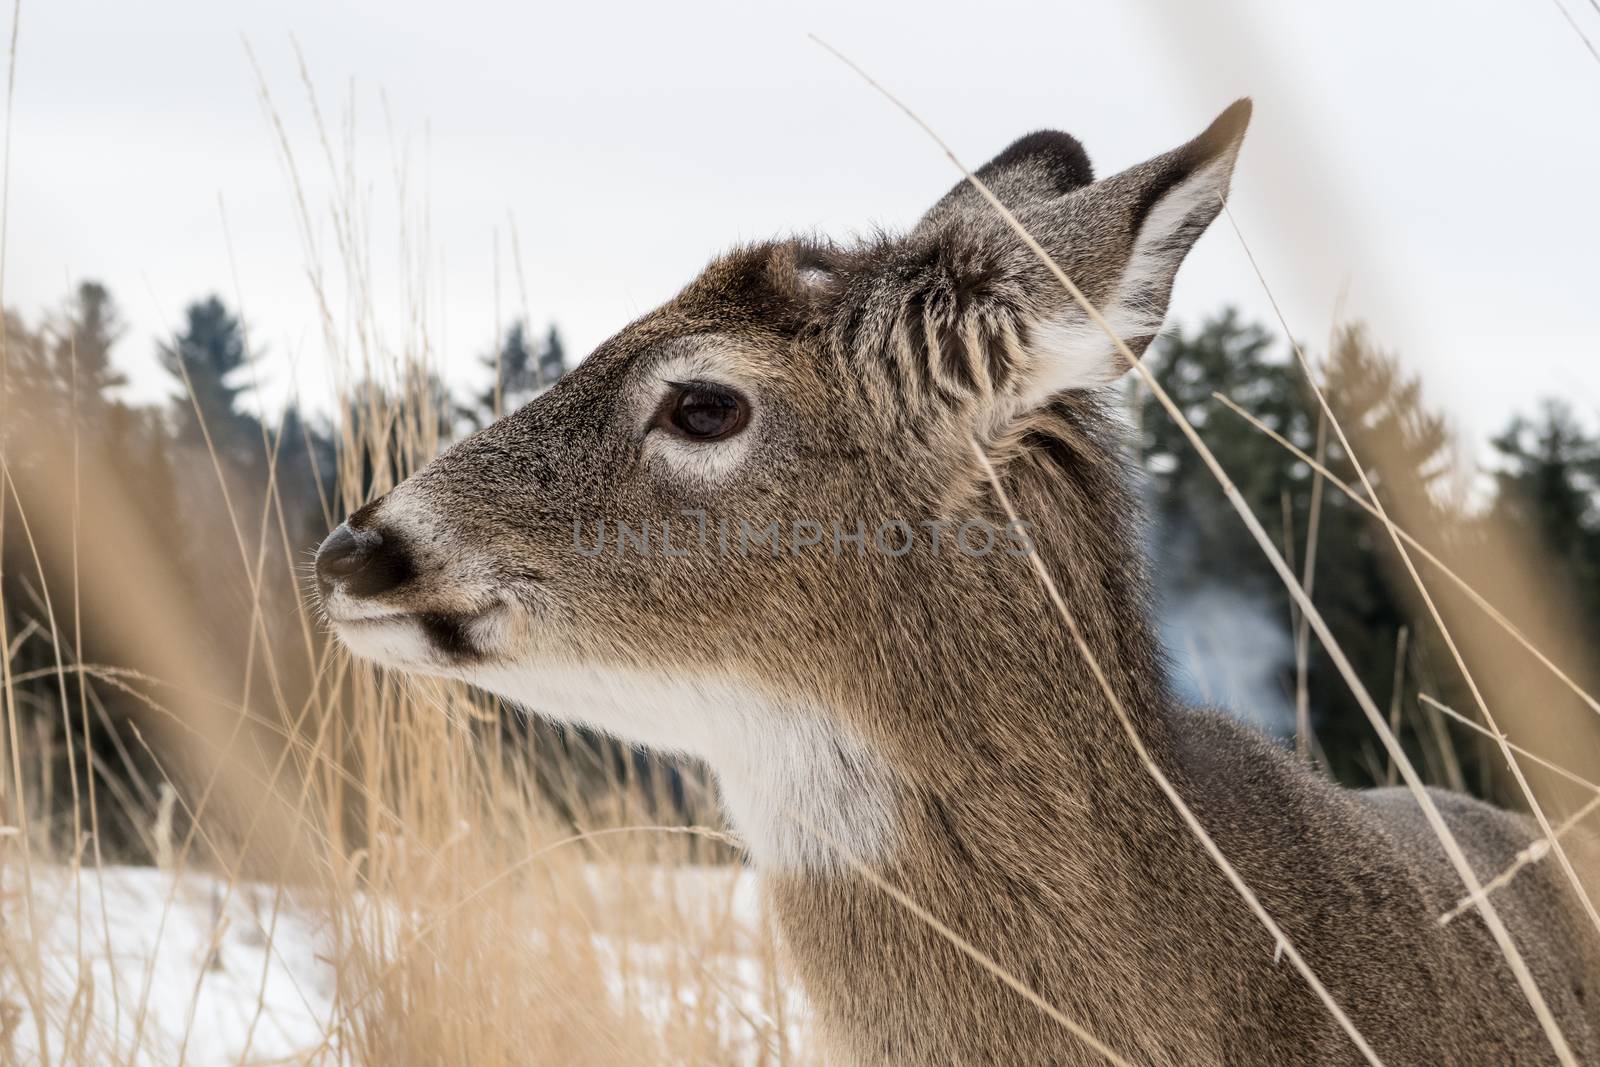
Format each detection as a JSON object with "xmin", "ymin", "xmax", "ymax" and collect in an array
[
  {"xmin": 900, "ymin": 101, "xmax": 1251, "ymax": 422},
  {"xmin": 1004, "ymin": 99, "xmax": 1253, "ymax": 410}
]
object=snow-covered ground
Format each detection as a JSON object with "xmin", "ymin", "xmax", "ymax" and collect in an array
[
  {"xmin": 0, "ymin": 862, "xmax": 803, "ymax": 1065},
  {"xmin": 1, "ymin": 865, "xmax": 335, "ymax": 1065}
]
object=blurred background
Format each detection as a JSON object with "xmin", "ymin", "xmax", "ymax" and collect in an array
[
  {"xmin": 11, "ymin": 1, "xmax": 1598, "ymax": 436},
  {"xmin": 2, "ymin": 1, "xmax": 1599, "ymax": 1063}
]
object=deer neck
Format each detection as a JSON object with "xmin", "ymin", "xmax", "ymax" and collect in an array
[
  {"xmin": 710, "ymin": 466, "xmax": 1228, "ymax": 1061},
  {"xmin": 723, "ymin": 614, "xmax": 1220, "ymax": 1065},
  {"xmin": 703, "ymin": 546, "xmax": 1185, "ymax": 868}
]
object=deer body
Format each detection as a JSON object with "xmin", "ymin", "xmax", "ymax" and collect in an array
[{"xmin": 316, "ymin": 101, "xmax": 1600, "ymax": 1063}]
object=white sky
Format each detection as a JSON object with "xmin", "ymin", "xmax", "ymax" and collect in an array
[{"xmin": 6, "ymin": 0, "xmax": 1599, "ymax": 450}]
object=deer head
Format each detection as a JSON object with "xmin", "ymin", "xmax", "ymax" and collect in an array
[{"xmin": 315, "ymin": 100, "xmax": 1251, "ymax": 871}]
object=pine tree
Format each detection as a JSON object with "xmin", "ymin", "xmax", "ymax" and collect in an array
[
  {"xmin": 157, "ymin": 296, "xmax": 260, "ymax": 466},
  {"xmin": 477, "ymin": 321, "xmax": 568, "ymax": 424},
  {"xmin": 52, "ymin": 281, "xmax": 127, "ymax": 410},
  {"xmin": 537, "ymin": 324, "xmax": 567, "ymax": 387},
  {"xmin": 1490, "ymin": 401, "xmax": 1600, "ymax": 626},
  {"xmin": 1140, "ymin": 312, "xmax": 1478, "ymax": 795},
  {"xmin": 1, "ymin": 309, "xmax": 53, "ymax": 449},
  {"xmin": 1308, "ymin": 328, "xmax": 1475, "ymax": 792},
  {"xmin": 478, "ymin": 321, "xmax": 536, "ymax": 420},
  {"xmin": 1139, "ymin": 308, "xmax": 1302, "ymax": 583},
  {"xmin": 2, "ymin": 291, "xmax": 175, "ymax": 854}
]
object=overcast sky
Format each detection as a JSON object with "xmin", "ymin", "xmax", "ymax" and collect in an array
[{"xmin": 7, "ymin": 0, "xmax": 1599, "ymax": 451}]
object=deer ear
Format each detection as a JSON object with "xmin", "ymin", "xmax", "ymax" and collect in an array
[{"xmin": 1012, "ymin": 99, "xmax": 1252, "ymax": 408}]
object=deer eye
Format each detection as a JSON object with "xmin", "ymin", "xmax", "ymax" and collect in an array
[{"xmin": 656, "ymin": 381, "xmax": 750, "ymax": 442}]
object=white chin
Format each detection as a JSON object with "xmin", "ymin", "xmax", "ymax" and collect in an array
[{"xmin": 333, "ymin": 618, "xmax": 438, "ymax": 669}]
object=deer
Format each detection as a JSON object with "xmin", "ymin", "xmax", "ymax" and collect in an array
[{"xmin": 313, "ymin": 100, "xmax": 1600, "ymax": 1064}]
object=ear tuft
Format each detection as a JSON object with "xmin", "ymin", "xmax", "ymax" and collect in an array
[
  {"xmin": 978, "ymin": 130, "xmax": 1094, "ymax": 197},
  {"xmin": 919, "ymin": 129, "xmax": 1094, "ymax": 232}
]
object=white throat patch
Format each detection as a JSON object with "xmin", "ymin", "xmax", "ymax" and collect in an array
[{"xmin": 465, "ymin": 661, "xmax": 902, "ymax": 873}]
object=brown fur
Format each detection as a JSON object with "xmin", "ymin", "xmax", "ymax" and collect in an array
[{"xmin": 317, "ymin": 102, "xmax": 1600, "ymax": 1063}]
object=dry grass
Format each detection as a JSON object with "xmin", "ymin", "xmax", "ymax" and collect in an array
[
  {"xmin": 0, "ymin": 41, "xmax": 808, "ymax": 1067},
  {"xmin": 0, "ymin": 287, "xmax": 808, "ymax": 1065},
  {"xmin": 0, "ymin": 318, "xmax": 808, "ymax": 1065}
]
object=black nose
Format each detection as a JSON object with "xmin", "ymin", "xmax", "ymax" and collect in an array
[
  {"xmin": 315, "ymin": 523, "xmax": 412, "ymax": 599},
  {"xmin": 316, "ymin": 524, "xmax": 369, "ymax": 579}
]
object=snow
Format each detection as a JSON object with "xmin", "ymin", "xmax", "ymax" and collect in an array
[
  {"xmin": 0, "ymin": 861, "xmax": 805, "ymax": 1065},
  {"xmin": 1, "ymin": 865, "xmax": 336, "ymax": 1065}
]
